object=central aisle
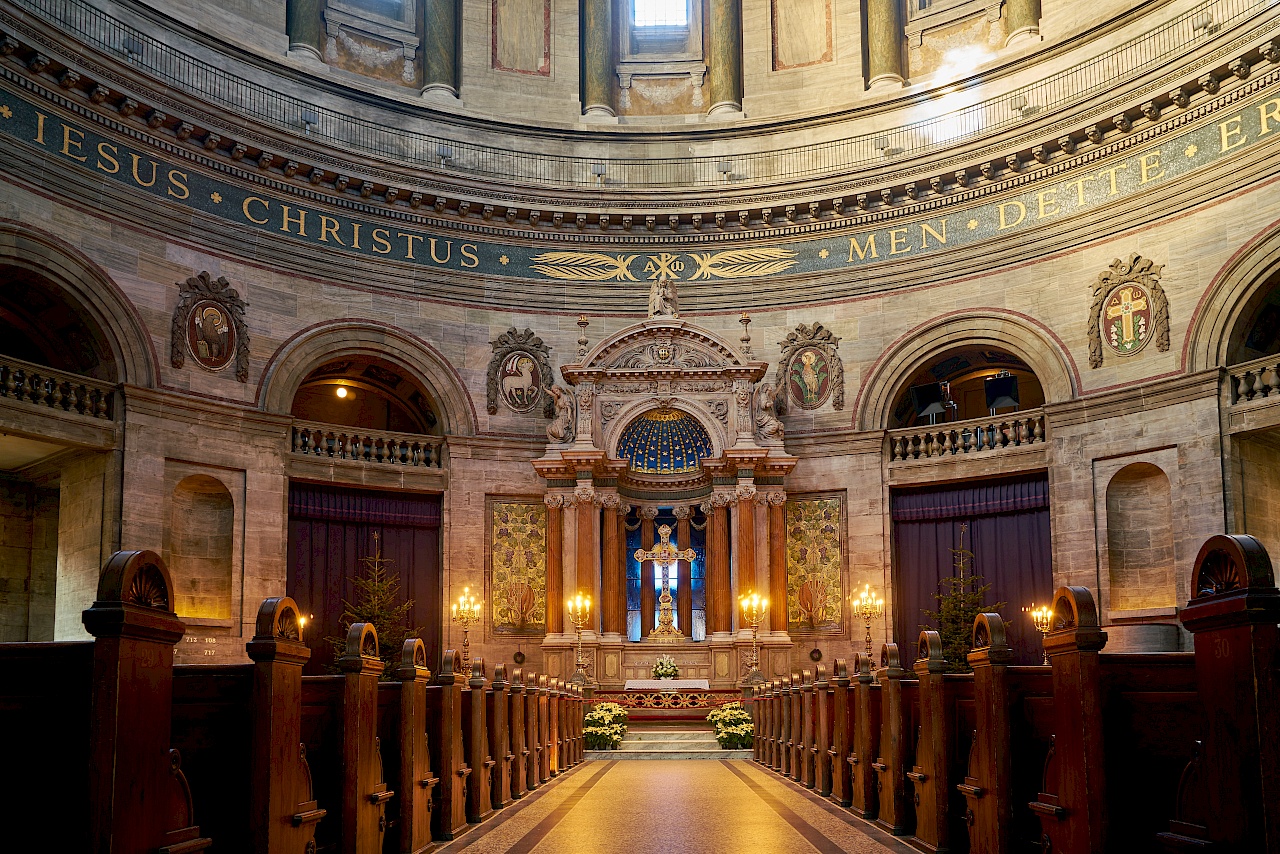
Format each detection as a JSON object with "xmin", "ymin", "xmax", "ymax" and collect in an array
[{"xmin": 437, "ymin": 761, "xmax": 910, "ymax": 854}]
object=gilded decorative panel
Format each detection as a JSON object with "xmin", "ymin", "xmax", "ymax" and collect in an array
[
  {"xmin": 488, "ymin": 499, "xmax": 547, "ymax": 634},
  {"xmin": 786, "ymin": 495, "xmax": 843, "ymax": 633}
]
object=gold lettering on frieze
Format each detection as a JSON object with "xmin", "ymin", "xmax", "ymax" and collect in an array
[
  {"xmin": 243, "ymin": 196, "xmax": 269, "ymax": 224},
  {"xmin": 1037, "ymin": 190, "xmax": 1059, "ymax": 219},
  {"xmin": 96, "ymin": 142, "xmax": 119, "ymax": 174},
  {"xmin": 319, "ymin": 215, "xmax": 344, "ymax": 245},
  {"xmin": 61, "ymin": 124, "xmax": 86, "ymax": 162},
  {"xmin": 1259, "ymin": 100, "xmax": 1280, "ymax": 136},
  {"xmin": 998, "ymin": 201, "xmax": 1026, "ymax": 230},
  {"xmin": 920, "ymin": 220, "xmax": 947, "ymax": 249},
  {"xmin": 130, "ymin": 153, "xmax": 158, "ymax": 188},
  {"xmin": 1139, "ymin": 151, "xmax": 1165, "ymax": 184},
  {"xmin": 848, "ymin": 234, "xmax": 878, "ymax": 261},
  {"xmin": 371, "ymin": 227, "xmax": 393, "ymax": 254},
  {"xmin": 166, "ymin": 169, "xmax": 189, "ymax": 200},
  {"xmin": 1220, "ymin": 115, "xmax": 1248, "ymax": 152},
  {"xmin": 460, "ymin": 243, "xmax": 480, "ymax": 268},
  {"xmin": 280, "ymin": 204, "xmax": 306, "ymax": 235},
  {"xmin": 889, "ymin": 227, "xmax": 911, "ymax": 255},
  {"xmin": 1100, "ymin": 164, "xmax": 1128, "ymax": 195}
]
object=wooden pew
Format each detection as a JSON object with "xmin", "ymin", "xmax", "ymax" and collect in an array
[
  {"xmin": 537, "ymin": 675, "xmax": 552, "ymax": 783},
  {"xmin": 489, "ymin": 664, "xmax": 513, "ymax": 809},
  {"xmin": 814, "ymin": 663, "xmax": 833, "ymax": 797},
  {"xmin": 789, "ymin": 671, "xmax": 804, "ymax": 780},
  {"xmin": 425, "ymin": 650, "xmax": 469, "ymax": 841},
  {"xmin": 828, "ymin": 661, "xmax": 852, "ymax": 808},
  {"xmin": 961, "ymin": 613, "xmax": 1054, "ymax": 854},
  {"xmin": 872, "ymin": 643, "xmax": 918, "ymax": 836},
  {"xmin": 799, "ymin": 668, "xmax": 816, "ymax": 788},
  {"xmin": 525, "ymin": 672, "xmax": 543, "ymax": 790},
  {"xmin": 461, "ymin": 659, "xmax": 494, "ymax": 824},
  {"xmin": 1158, "ymin": 533, "xmax": 1280, "ymax": 852},
  {"xmin": 908, "ymin": 630, "xmax": 972, "ymax": 854},
  {"xmin": 389, "ymin": 638, "xmax": 438, "ymax": 854},
  {"xmin": 548, "ymin": 679, "xmax": 561, "ymax": 777},
  {"xmin": 300, "ymin": 623, "xmax": 394, "ymax": 854},
  {"xmin": 849, "ymin": 654, "xmax": 881, "ymax": 820},
  {"xmin": 508, "ymin": 669, "xmax": 529, "ymax": 799},
  {"xmin": 779, "ymin": 674, "xmax": 793, "ymax": 777}
]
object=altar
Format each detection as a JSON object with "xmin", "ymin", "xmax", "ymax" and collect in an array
[{"xmin": 624, "ymin": 678, "xmax": 710, "ymax": 690}]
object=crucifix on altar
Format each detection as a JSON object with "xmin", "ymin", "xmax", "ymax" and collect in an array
[{"xmin": 634, "ymin": 524, "xmax": 697, "ymax": 642}]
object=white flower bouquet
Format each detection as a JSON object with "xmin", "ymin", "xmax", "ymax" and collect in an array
[{"xmin": 652, "ymin": 655, "xmax": 679, "ymax": 679}]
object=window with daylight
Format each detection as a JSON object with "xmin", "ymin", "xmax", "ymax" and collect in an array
[{"xmin": 633, "ymin": 0, "xmax": 688, "ymax": 27}]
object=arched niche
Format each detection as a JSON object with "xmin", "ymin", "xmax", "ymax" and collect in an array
[
  {"xmin": 858, "ymin": 311, "xmax": 1075, "ymax": 431},
  {"xmin": 290, "ymin": 355, "xmax": 442, "ymax": 435},
  {"xmin": 0, "ymin": 223, "xmax": 155, "ymax": 386},
  {"xmin": 1186, "ymin": 222, "xmax": 1280, "ymax": 371},
  {"xmin": 614, "ymin": 407, "xmax": 715, "ymax": 475},
  {"xmin": 167, "ymin": 474, "xmax": 235, "ymax": 620},
  {"xmin": 1105, "ymin": 462, "xmax": 1177, "ymax": 613},
  {"xmin": 885, "ymin": 344, "xmax": 1045, "ymax": 428},
  {"xmin": 259, "ymin": 320, "xmax": 475, "ymax": 436}
]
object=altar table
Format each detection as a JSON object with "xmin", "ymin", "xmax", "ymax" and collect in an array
[{"xmin": 623, "ymin": 679, "xmax": 711, "ymax": 690}]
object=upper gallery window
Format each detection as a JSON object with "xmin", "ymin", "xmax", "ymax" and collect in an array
[{"xmin": 633, "ymin": 0, "xmax": 688, "ymax": 27}]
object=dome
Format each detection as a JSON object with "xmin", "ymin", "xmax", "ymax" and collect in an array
[{"xmin": 616, "ymin": 409, "xmax": 713, "ymax": 475}]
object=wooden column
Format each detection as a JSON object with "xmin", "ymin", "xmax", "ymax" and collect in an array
[
  {"xmin": 601, "ymin": 498, "xmax": 622, "ymax": 635},
  {"xmin": 767, "ymin": 494, "xmax": 788, "ymax": 632},
  {"xmin": 545, "ymin": 497, "xmax": 564, "ymax": 634},
  {"xmin": 640, "ymin": 507, "xmax": 657, "ymax": 634},
  {"xmin": 616, "ymin": 507, "xmax": 630, "ymax": 634},
  {"xmin": 576, "ymin": 495, "xmax": 600, "ymax": 630},
  {"xmin": 675, "ymin": 506, "xmax": 693, "ymax": 636}
]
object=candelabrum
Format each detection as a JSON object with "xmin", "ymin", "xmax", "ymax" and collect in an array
[
  {"xmin": 739, "ymin": 592, "xmax": 769, "ymax": 685},
  {"xmin": 1025, "ymin": 603, "xmax": 1054, "ymax": 665},
  {"xmin": 850, "ymin": 584, "xmax": 885, "ymax": 669},
  {"xmin": 451, "ymin": 586, "xmax": 482, "ymax": 670},
  {"xmin": 567, "ymin": 592, "xmax": 593, "ymax": 685}
]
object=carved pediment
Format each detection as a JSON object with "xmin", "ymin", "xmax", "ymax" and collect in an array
[
  {"xmin": 577, "ymin": 320, "xmax": 751, "ymax": 378},
  {"xmin": 608, "ymin": 341, "xmax": 724, "ymax": 370}
]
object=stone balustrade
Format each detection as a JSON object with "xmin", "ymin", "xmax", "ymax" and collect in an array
[
  {"xmin": 291, "ymin": 421, "xmax": 444, "ymax": 468},
  {"xmin": 1228, "ymin": 355, "xmax": 1280, "ymax": 403},
  {"xmin": 889, "ymin": 409, "xmax": 1045, "ymax": 462},
  {"xmin": 0, "ymin": 355, "xmax": 114, "ymax": 419}
]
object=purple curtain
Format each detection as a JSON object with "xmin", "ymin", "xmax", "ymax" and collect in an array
[
  {"xmin": 287, "ymin": 482, "xmax": 442, "ymax": 673},
  {"xmin": 891, "ymin": 475, "xmax": 1052, "ymax": 666}
]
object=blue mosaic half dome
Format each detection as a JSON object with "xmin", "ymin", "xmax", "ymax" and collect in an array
[{"xmin": 616, "ymin": 409, "xmax": 714, "ymax": 475}]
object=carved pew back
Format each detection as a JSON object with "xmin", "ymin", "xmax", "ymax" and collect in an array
[
  {"xmin": 873, "ymin": 643, "xmax": 919, "ymax": 837},
  {"xmin": 524, "ymin": 672, "xmax": 542, "ymax": 790},
  {"xmin": 508, "ymin": 669, "xmax": 528, "ymax": 799},
  {"xmin": 489, "ymin": 664, "xmax": 512, "ymax": 809},
  {"xmin": 849, "ymin": 654, "xmax": 882, "ymax": 820},
  {"xmin": 814, "ymin": 664, "xmax": 833, "ymax": 797},
  {"xmin": 461, "ymin": 659, "xmax": 494, "ymax": 823},
  {"xmin": 907, "ymin": 631, "xmax": 973, "ymax": 854},
  {"xmin": 425, "ymin": 650, "xmax": 469, "ymax": 840},
  {"xmin": 829, "ymin": 663, "xmax": 852, "ymax": 808}
]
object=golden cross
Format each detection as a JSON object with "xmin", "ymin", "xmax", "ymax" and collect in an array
[
  {"xmin": 633, "ymin": 523, "xmax": 696, "ymax": 583},
  {"xmin": 1105, "ymin": 286, "xmax": 1148, "ymax": 346}
]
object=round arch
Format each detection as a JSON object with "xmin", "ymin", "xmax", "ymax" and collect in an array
[
  {"xmin": 259, "ymin": 320, "xmax": 477, "ymax": 436},
  {"xmin": 857, "ymin": 309, "xmax": 1077, "ymax": 431},
  {"xmin": 0, "ymin": 221, "xmax": 156, "ymax": 386},
  {"xmin": 1184, "ymin": 218, "xmax": 1280, "ymax": 372},
  {"xmin": 603, "ymin": 397, "xmax": 727, "ymax": 465}
]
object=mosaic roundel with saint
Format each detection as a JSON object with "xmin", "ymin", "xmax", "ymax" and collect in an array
[
  {"xmin": 498, "ymin": 351, "xmax": 544, "ymax": 413},
  {"xmin": 1102, "ymin": 284, "xmax": 1155, "ymax": 357},
  {"xmin": 787, "ymin": 346, "xmax": 832, "ymax": 409},
  {"xmin": 186, "ymin": 299, "xmax": 237, "ymax": 372}
]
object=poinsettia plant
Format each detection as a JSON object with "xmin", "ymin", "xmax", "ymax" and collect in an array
[
  {"xmin": 584, "ymin": 702, "xmax": 629, "ymax": 749},
  {"xmin": 707, "ymin": 702, "xmax": 754, "ymax": 749}
]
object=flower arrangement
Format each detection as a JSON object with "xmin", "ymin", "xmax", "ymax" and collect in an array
[
  {"xmin": 584, "ymin": 702, "xmax": 629, "ymax": 750},
  {"xmin": 707, "ymin": 701, "xmax": 754, "ymax": 750},
  {"xmin": 651, "ymin": 654, "xmax": 680, "ymax": 679}
]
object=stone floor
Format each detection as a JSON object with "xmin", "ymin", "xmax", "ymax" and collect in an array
[{"xmin": 436, "ymin": 760, "xmax": 912, "ymax": 853}]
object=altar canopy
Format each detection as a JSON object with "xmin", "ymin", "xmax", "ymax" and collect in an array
[{"xmin": 890, "ymin": 474, "xmax": 1052, "ymax": 665}]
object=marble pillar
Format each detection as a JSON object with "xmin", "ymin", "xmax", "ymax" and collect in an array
[
  {"xmin": 545, "ymin": 496, "xmax": 564, "ymax": 634},
  {"xmin": 640, "ymin": 507, "xmax": 657, "ymax": 634},
  {"xmin": 705, "ymin": 497, "xmax": 732, "ymax": 634},
  {"xmin": 706, "ymin": 0, "xmax": 744, "ymax": 115},
  {"xmin": 601, "ymin": 498, "xmax": 623, "ymax": 636},
  {"xmin": 581, "ymin": 0, "xmax": 615, "ymax": 118},
  {"xmin": 675, "ymin": 506, "xmax": 693, "ymax": 637},
  {"xmin": 576, "ymin": 495, "xmax": 600, "ymax": 631},
  {"xmin": 285, "ymin": 0, "xmax": 324, "ymax": 62},
  {"xmin": 421, "ymin": 0, "xmax": 459, "ymax": 98},
  {"xmin": 866, "ymin": 0, "xmax": 905, "ymax": 90},
  {"xmin": 734, "ymin": 490, "xmax": 757, "ymax": 625},
  {"xmin": 767, "ymin": 493, "xmax": 788, "ymax": 633},
  {"xmin": 1004, "ymin": 0, "xmax": 1042, "ymax": 47}
]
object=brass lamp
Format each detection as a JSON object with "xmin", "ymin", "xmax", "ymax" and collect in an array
[
  {"xmin": 739, "ymin": 592, "xmax": 769, "ymax": 685},
  {"xmin": 451, "ymin": 586, "xmax": 482, "ymax": 669},
  {"xmin": 1025, "ymin": 603, "xmax": 1054, "ymax": 664},
  {"xmin": 567, "ymin": 592, "xmax": 593, "ymax": 685},
  {"xmin": 850, "ymin": 584, "xmax": 885, "ymax": 668}
]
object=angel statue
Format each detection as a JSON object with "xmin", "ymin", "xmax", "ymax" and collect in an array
[
  {"xmin": 546, "ymin": 385, "xmax": 576, "ymax": 443},
  {"xmin": 648, "ymin": 273, "xmax": 679, "ymax": 318},
  {"xmin": 755, "ymin": 382, "xmax": 784, "ymax": 441}
]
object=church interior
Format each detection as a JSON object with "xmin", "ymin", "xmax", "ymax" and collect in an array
[{"xmin": 1, "ymin": 0, "xmax": 1278, "ymax": 850}]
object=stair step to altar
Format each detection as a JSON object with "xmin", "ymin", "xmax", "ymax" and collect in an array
[
  {"xmin": 585, "ymin": 748, "xmax": 753, "ymax": 760},
  {"xmin": 586, "ymin": 723, "xmax": 750, "ymax": 759}
]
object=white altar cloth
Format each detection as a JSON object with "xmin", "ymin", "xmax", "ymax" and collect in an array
[{"xmin": 623, "ymin": 679, "xmax": 710, "ymax": 691}]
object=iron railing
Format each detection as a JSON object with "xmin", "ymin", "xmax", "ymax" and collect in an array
[{"xmin": 7, "ymin": 0, "xmax": 1275, "ymax": 189}]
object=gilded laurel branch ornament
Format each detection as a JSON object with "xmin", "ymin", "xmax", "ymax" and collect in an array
[
  {"xmin": 774, "ymin": 323, "xmax": 844, "ymax": 413},
  {"xmin": 170, "ymin": 271, "xmax": 250, "ymax": 382},
  {"xmin": 488, "ymin": 327, "xmax": 555, "ymax": 417},
  {"xmin": 1087, "ymin": 254, "xmax": 1170, "ymax": 368}
]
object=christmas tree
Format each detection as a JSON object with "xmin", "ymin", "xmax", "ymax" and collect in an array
[
  {"xmin": 922, "ymin": 523, "xmax": 1005, "ymax": 673},
  {"xmin": 328, "ymin": 531, "xmax": 420, "ymax": 678}
]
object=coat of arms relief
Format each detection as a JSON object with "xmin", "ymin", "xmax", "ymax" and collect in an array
[{"xmin": 1087, "ymin": 254, "xmax": 1171, "ymax": 368}]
